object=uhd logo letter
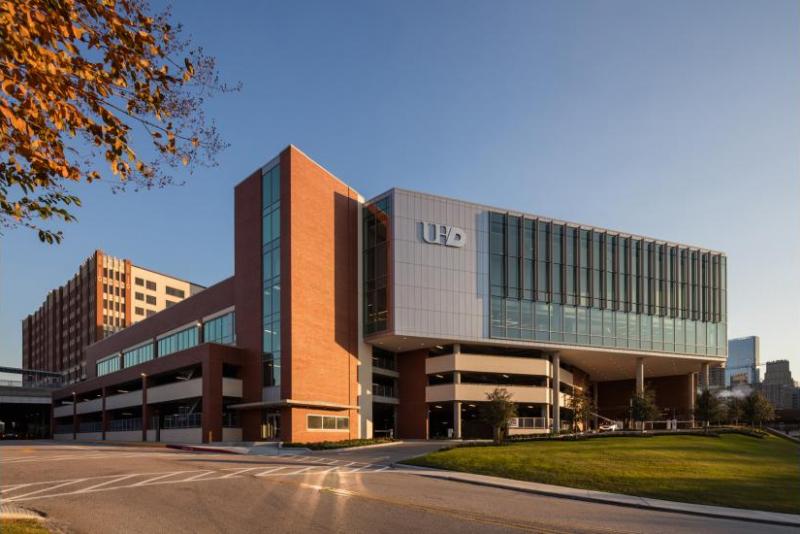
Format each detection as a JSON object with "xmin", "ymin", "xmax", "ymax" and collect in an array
[{"xmin": 420, "ymin": 222, "xmax": 466, "ymax": 248}]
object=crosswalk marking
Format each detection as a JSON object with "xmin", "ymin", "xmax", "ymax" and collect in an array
[
  {"xmin": 2, "ymin": 454, "xmax": 399, "ymax": 503},
  {"xmin": 218, "ymin": 467, "xmax": 262, "ymax": 479},
  {"xmin": 130, "ymin": 471, "xmax": 194, "ymax": 487},
  {"xmin": 9, "ymin": 478, "xmax": 87, "ymax": 500},
  {"xmin": 255, "ymin": 466, "xmax": 288, "ymax": 476},
  {"xmin": 74, "ymin": 474, "xmax": 139, "ymax": 493}
]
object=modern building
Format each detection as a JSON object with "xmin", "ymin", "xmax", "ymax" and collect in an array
[
  {"xmin": 725, "ymin": 336, "xmax": 760, "ymax": 388},
  {"xmin": 709, "ymin": 365, "xmax": 726, "ymax": 391},
  {"xmin": 52, "ymin": 146, "xmax": 728, "ymax": 444},
  {"xmin": 760, "ymin": 360, "xmax": 796, "ymax": 410},
  {"xmin": 0, "ymin": 366, "xmax": 63, "ymax": 439},
  {"xmin": 22, "ymin": 250, "xmax": 203, "ymax": 384}
]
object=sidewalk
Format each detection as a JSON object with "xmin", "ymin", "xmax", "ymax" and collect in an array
[
  {"xmin": 399, "ymin": 465, "xmax": 800, "ymax": 528},
  {"xmin": 166, "ymin": 442, "xmax": 311, "ymax": 455}
]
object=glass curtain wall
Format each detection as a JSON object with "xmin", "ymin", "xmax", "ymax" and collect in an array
[
  {"xmin": 262, "ymin": 165, "xmax": 281, "ymax": 386},
  {"xmin": 489, "ymin": 212, "xmax": 727, "ymax": 356},
  {"xmin": 364, "ymin": 195, "xmax": 391, "ymax": 334}
]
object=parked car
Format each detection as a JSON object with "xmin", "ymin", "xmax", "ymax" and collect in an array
[{"xmin": 598, "ymin": 423, "xmax": 618, "ymax": 432}]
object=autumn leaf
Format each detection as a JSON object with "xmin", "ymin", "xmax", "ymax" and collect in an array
[{"xmin": 0, "ymin": 0, "xmax": 238, "ymax": 244}]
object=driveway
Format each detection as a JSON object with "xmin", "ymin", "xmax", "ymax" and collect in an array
[{"xmin": 1, "ymin": 441, "xmax": 794, "ymax": 534}]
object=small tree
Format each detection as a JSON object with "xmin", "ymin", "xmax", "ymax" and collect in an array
[
  {"xmin": 565, "ymin": 389, "xmax": 595, "ymax": 435},
  {"xmin": 695, "ymin": 390, "xmax": 724, "ymax": 432},
  {"xmin": 727, "ymin": 397, "xmax": 745, "ymax": 426},
  {"xmin": 481, "ymin": 388, "xmax": 517, "ymax": 444},
  {"xmin": 630, "ymin": 388, "xmax": 659, "ymax": 432},
  {"xmin": 743, "ymin": 391, "xmax": 775, "ymax": 429}
]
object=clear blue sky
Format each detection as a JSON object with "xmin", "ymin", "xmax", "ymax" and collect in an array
[{"xmin": 2, "ymin": 1, "xmax": 798, "ymax": 375}]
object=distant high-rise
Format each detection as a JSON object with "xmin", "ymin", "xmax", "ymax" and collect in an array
[
  {"xmin": 760, "ymin": 360, "xmax": 796, "ymax": 410},
  {"xmin": 21, "ymin": 250, "xmax": 203, "ymax": 384},
  {"xmin": 709, "ymin": 365, "xmax": 726, "ymax": 390},
  {"xmin": 726, "ymin": 336, "xmax": 760, "ymax": 387}
]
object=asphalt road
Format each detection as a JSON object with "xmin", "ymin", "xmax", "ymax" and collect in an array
[{"xmin": 0, "ymin": 441, "xmax": 793, "ymax": 534}]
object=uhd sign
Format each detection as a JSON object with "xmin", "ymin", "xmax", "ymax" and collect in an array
[{"xmin": 420, "ymin": 222, "xmax": 466, "ymax": 248}]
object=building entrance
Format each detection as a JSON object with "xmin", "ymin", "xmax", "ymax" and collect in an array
[{"xmin": 261, "ymin": 411, "xmax": 280, "ymax": 440}]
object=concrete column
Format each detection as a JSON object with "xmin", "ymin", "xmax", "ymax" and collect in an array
[
  {"xmin": 593, "ymin": 383, "xmax": 599, "ymax": 429},
  {"xmin": 453, "ymin": 371, "xmax": 461, "ymax": 438},
  {"xmin": 202, "ymin": 356, "xmax": 223, "ymax": 444},
  {"xmin": 635, "ymin": 358, "xmax": 645, "ymax": 395},
  {"xmin": 453, "ymin": 401, "xmax": 462, "ymax": 439},
  {"xmin": 72, "ymin": 392, "xmax": 77, "ymax": 440},
  {"xmin": 453, "ymin": 343, "xmax": 461, "ymax": 356},
  {"xmin": 688, "ymin": 373, "xmax": 696, "ymax": 426},
  {"xmin": 101, "ymin": 386, "xmax": 107, "ymax": 441},
  {"xmin": 552, "ymin": 353, "xmax": 560, "ymax": 433},
  {"xmin": 141, "ymin": 374, "xmax": 148, "ymax": 442},
  {"xmin": 700, "ymin": 363, "xmax": 710, "ymax": 391}
]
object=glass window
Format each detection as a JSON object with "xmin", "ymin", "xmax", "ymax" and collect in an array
[
  {"xmin": 602, "ymin": 310, "xmax": 614, "ymax": 338},
  {"xmin": 627, "ymin": 314, "xmax": 638, "ymax": 339},
  {"xmin": 521, "ymin": 300, "xmax": 534, "ymax": 332},
  {"xmin": 535, "ymin": 302, "xmax": 549, "ymax": 332},
  {"xmin": 97, "ymin": 354, "xmax": 120, "ymax": 376},
  {"xmin": 204, "ymin": 312, "xmax": 235, "ymax": 345},
  {"xmin": 615, "ymin": 311, "xmax": 627, "ymax": 339},
  {"xmin": 590, "ymin": 308, "xmax": 602, "ymax": 336},
  {"xmin": 157, "ymin": 326, "xmax": 198, "ymax": 357},
  {"xmin": 550, "ymin": 303, "xmax": 563, "ymax": 341},
  {"xmin": 652, "ymin": 316, "xmax": 663, "ymax": 349},
  {"xmin": 505, "ymin": 298, "xmax": 520, "ymax": 338},
  {"xmin": 123, "ymin": 343, "xmax": 154, "ymax": 368},
  {"xmin": 563, "ymin": 306, "xmax": 577, "ymax": 332},
  {"xmin": 663, "ymin": 317, "xmax": 674, "ymax": 351}
]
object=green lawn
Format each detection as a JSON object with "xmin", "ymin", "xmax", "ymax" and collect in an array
[
  {"xmin": 283, "ymin": 438, "xmax": 394, "ymax": 450},
  {"xmin": 405, "ymin": 434, "xmax": 800, "ymax": 514},
  {"xmin": 0, "ymin": 519, "xmax": 51, "ymax": 534}
]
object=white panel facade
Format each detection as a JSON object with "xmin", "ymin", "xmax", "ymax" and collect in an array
[{"xmin": 391, "ymin": 189, "xmax": 489, "ymax": 342}]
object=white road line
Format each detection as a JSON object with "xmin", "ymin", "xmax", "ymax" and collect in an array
[
  {"xmin": 1, "ymin": 482, "xmax": 41, "ymax": 494},
  {"xmin": 217, "ymin": 467, "xmax": 262, "ymax": 479},
  {"xmin": 7, "ymin": 478, "xmax": 87, "ymax": 501},
  {"xmin": 254, "ymin": 466, "xmax": 288, "ymax": 476},
  {"xmin": 181, "ymin": 470, "xmax": 216, "ymax": 482},
  {"xmin": 308, "ymin": 466, "xmax": 338, "ymax": 475},
  {"xmin": 129, "ymin": 471, "xmax": 194, "ymax": 487},
  {"xmin": 74, "ymin": 474, "xmax": 139, "ymax": 493},
  {"xmin": 291, "ymin": 466, "xmax": 313, "ymax": 475}
]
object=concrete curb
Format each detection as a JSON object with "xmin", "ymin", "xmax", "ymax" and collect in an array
[
  {"xmin": 396, "ymin": 464, "xmax": 800, "ymax": 528},
  {"xmin": 165, "ymin": 444, "xmax": 248, "ymax": 455},
  {"xmin": 0, "ymin": 503, "xmax": 44, "ymax": 521},
  {"xmin": 305, "ymin": 440, "xmax": 404, "ymax": 452}
]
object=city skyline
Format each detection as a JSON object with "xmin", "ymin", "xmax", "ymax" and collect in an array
[{"xmin": 2, "ymin": 0, "xmax": 798, "ymax": 373}]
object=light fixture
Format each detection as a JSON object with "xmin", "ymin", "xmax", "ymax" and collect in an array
[
  {"xmin": 435, "ymin": 374, "xmax": 444, "ymax": 379},
  {"xmin": 435, "ymin": 345, "xmax": 444, "ymax": 350},
  {"xmin": 502, "ymin": 374, "xmax": 509, "ymax": 378},
  {"xmin": 176, "ymin": 376, "xmax": 190, "ymax": 381},
  {"xmin": 117, "ymin": 389, "xmax": 128, "ymax": 393},
  {"xmin": 434, "ymin": 405, "xmax": 443, "ymax": 409},
  {"xmin": 468, "ymin": 404, "xmax": 476, "ymax": 408}
]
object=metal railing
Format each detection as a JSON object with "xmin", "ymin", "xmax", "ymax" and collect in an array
[
  {"xmin": 372, "ymin": 384, "xmax": 396, "ymax": 398},
  {"xmin": 162, "ymin": 412, "xmax": 202, "ymax": 429},
  {"xmin": 509, "ymin": 417, "xmax": 547, "ymax": 429},
  {"xmin": 372, "ymin": 356, "xmax": 396, "ymax": 371},
  {"xmin": 223, "ymin": 412, "xmax": 239, "ymax": 428},
  {"xmin": 79, "ymin": 421, "xmax": 102, "ymax": 433},
  {"xmin": 108, "ymin": 417, "xmax": 142, "ymax": 432}
]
